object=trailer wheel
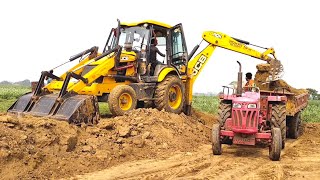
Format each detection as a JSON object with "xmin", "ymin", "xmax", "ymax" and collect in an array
[
  {"xmin": 271, "ymin": 104, "xmax": 286, "ymax": 149},
  {"xmin": 269, "ymin": 127, "xmax": 282, "ymax": 161},
  {"xmin": 288, "ymin": 112, "xmax": 301, "ymax": 139},
  {"xmin": 154, "ymin": 75, "xmax": 184, "ymax": 114},
  {"xmin": 108, "ymin": 85, "xmax": 137, "ymax": 116},
  {"xmin": 211, "ymin": 124, "xmax": 222, "ymax": 155}
]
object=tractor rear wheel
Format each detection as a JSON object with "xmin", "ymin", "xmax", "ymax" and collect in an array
[
  {"xmin": 288, "ymin": 112, "xmax": 301, "ymax": 139},
  {"xmin": 154, "ymin": 75, "xmax": 184, "ymax": 114},
  {"xmin": 211, "ymin": 124, "xmax": 222, "ymax": 155},
  {"xmin": 269, "ymin": 127, "xmax": 282, "ymax": 161},
  {"xmin": 108, "ymin": 85, "xmax": 137, "ymax": 116},
  {"xmin": 271, "ymin": 104, "xmax": 286, "ymax": 149}
]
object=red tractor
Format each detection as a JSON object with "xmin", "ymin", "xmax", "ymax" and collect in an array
[{"xmin": 212, "ymin": 61, "xmax": 287, "ymax": 161}]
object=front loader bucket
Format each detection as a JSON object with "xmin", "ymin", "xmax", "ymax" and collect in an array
[
  {"xmin": 8, "ymin": 93, "xmax": 99, "ymax": 125},
  {"xmin": 8, "ymin": 92, "xmax": 33, "ymax": 113},
  {"xmin": 28, "ymin": 94, "xmax": 59, "ymax": 117},
  {"xmin": 53, "ymin": 95, "xmax": 100, "ymax": 124}
]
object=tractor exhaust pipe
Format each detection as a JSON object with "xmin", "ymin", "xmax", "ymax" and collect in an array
[{"xmin": 236, "ymin": 61, "xmax": 242, "ymax": 95}]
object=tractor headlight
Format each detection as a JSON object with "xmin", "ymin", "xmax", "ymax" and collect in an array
[
  {"xmin": 233, "ymin": 103, "xmax": 242, "ymax": 108},
  {"xmin": 247, "ymin": 103, "xmax": 257, "ymax": 109}
]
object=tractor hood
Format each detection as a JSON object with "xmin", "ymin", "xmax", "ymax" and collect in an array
[{"xmin": 233, "ymin": 96, "xmax": 258, "ymax": 104}]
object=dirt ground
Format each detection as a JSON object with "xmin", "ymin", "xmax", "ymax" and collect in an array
[{"xmin": 0, "ymin": 109, "xmax": 319, "ymax": 180}]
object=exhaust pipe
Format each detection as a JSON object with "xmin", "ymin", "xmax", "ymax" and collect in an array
[{"xmin": 236, "ymin": 61, "xmax": 242, "ymax": 95}]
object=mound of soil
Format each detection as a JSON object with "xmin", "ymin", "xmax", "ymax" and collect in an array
[
  {"xmin": 254, "ymin": 63, "xmax": 308, "ymax": 95},
  {"xmin": 0, "ymin": 109, "xmax": 216, "ymax": 179}
]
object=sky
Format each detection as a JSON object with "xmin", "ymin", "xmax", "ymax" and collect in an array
[{"xmin": 0, "ymin": 0, "xmax": 319, "ymax": 93}]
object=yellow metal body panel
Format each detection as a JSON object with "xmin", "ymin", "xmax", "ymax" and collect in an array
[
  {"xmin": 157, "ymin": 67, "xmax": 177, "ymax": 82},
  {"xmin": 121, "ymin": 20, "xmax": 172, "ymax": 28},
  {"xmin": 186, "ymin": 45, "xmax": 217, "ymax": 105},
  {"xmin": 69, "ymin": 56, "xmax": 116, "ymax": 93},
  {"xmin": 45, "ymin": 49, "xmax": 137, "ymax": 96}
]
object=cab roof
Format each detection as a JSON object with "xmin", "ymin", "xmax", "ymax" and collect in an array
[{"xmin": 120, "ymin": 20, "xmax": 172, "ymax": 29}]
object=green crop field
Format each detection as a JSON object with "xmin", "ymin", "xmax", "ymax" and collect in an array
[
  {"xmin": 0, "ymin": 85, "xmax": 31, "ymax": 112},
  {"xmin": 0, "ymin": 85, "xmax": 319, "ymax": 122}
]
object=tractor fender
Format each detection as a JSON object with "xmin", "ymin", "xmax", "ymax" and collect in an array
[{"xmin": 157, "ymin": 67, "xmax": 180, "ymax": 82}]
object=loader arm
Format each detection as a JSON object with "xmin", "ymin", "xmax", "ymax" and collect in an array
[
  {"xmin": 184, "ymin": 31, "xmax": 282, "ymax": 114},
  {"xmin": 67, "ymin": 55, "xmax": 115, "ymax": 93}
]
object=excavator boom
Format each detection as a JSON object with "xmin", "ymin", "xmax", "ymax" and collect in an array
[{"xmin": 184, "ymin": 30, "xmax": 283, "ymax": 114}]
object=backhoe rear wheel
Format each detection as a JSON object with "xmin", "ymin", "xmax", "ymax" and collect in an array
[
  {"xmin": 108, "ymin": 85, "xmax": 137, "ymax": 116},
  {"xmin": 154, "ymin": 75, "xmax": 184, "ymax": 114},
  {"xmin": 271, "ymin": 104, "xmax": 286, "ymax": 149}
]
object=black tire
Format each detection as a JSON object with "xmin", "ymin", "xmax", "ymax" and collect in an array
[
  {"xmin": 271, "ymin": 104, "xmax": 286, "ymax": 149},
  {"xmin": 154, "ymin": 75, "xmax": 184, "ymax": 114},
  {"xmin": 288, "ymin": 112, "xmax": 301, "ymax": 139},
  {"xmin": 218, "ymin": 102, "xmax": 232, "ymax": 144},
  {"xmin": 269, "ymin": 127, "xmax": 282, "ymax": 161},
  {"xmin": 137, "ymin": 101, "xmax": 145, "ymax": 108},
  {"xmin": 108, "ymin": 85, "xmax": 137, "ymax": 116},
  {"xmin": 212, "ymin": 124, "xmax": 222, "ymax": 155},
  {"xmin": 218, "ymin": 102, "xmax": 232, "ymax": 128}
]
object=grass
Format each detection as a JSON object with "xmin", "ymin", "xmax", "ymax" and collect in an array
[
  {"xmin": 0, "ymin": 85, "xmax": 319, "ymax": 123},
  {"xmin": 0, "ymin": 85, "xmax": 31, "ymax": 112},
  {"xmin": 0, "ymin": 85, "xmax": 31, "ymax": 100},
  {"xmin": 192, "ymin": 96, "xmax": 219, "ymax": 115},
  {"xmin": 301, "ymin": 100, "xmax": 320, "ymax": 123},
  {"xmin": 98, "ymin": 102, "xmax": 111, "ymax": 116}
]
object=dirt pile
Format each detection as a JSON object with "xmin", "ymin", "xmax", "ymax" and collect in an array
[{"xmin": 0, "ymin": 109, "xmax": 215, "ymax": 179}]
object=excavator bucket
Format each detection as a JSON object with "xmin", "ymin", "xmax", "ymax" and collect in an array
[{"xmin": 8, "ymin": 93, "xmax": 99, "ymax": 125}]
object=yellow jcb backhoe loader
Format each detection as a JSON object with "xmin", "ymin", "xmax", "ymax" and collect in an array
[{"xmin": 8, "ymin": 20, "xmax": 283, "ymax": 124}]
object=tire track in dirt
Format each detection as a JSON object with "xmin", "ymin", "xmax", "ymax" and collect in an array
[{"xmin": 73, "ymin": 123, "xmax": 320, "ymax": 180}]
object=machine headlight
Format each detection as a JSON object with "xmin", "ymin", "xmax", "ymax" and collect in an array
[
  {"xmin": 247, "ymin": 103, "xmax": 257, "ymax": 109},
  {"xmin": 233, "ymin": 103, "xmax": 242, "ymax": 108}
]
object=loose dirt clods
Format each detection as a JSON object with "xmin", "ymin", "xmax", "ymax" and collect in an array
[
  {"xmin": 0, "ymin": 108, "xmax": 214, "ymax": 179},
  {"xmin": 1, "ymin": 108, "xmax": 319, "ymax": 179}
]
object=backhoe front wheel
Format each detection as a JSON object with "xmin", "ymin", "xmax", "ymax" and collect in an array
[
  {"xmin": 108, "ymin": 85, "xmax": 137, "ymax": 116},
  {"xmin": 154, "ymin": 75, "xmax": 184, "ymax": 114}
]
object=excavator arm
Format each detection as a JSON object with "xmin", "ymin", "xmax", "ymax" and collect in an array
[{"xmin": 184, "ymin": 31, "xmax": 283, "ymax": 114}]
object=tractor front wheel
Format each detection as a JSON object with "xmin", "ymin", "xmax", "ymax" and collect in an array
[
  {"xmin": 269, "ymin": 127, "xmax": 282, "ymax": 161},
  {"xmin": 211, "ymin": 124, "xmax": 222, "ymax": 155},
  {"xmin": 108, "ymin": 85, "xmax": 137, "ymax": 116}
]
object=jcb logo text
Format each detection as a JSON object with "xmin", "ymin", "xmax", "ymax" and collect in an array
[{"xmin": 193, "ymin": 55, "xmax": 207, "ymax": 76}]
